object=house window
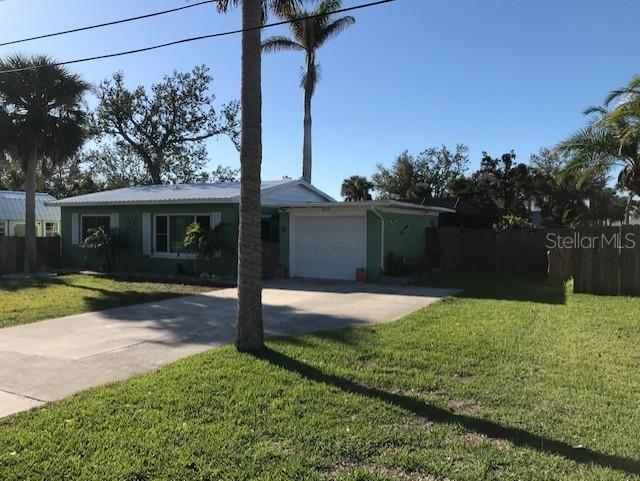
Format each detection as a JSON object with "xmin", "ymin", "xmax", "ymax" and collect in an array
[
  {"xmin": 12, "ymin": 222, "xmax": 25, "ymax": 237},
  {"xmin": 81, "ymin": 216, "xmax": 111, "ymax": 242},
  {"xmin": 45, "ymin": 222, "xmax": 59, "ymax": 237},
  {"xmin": 0, "ymin": 221, "xmax": 5, "ymax": 237},
  {"xmin": 154, "ymin": 214, "xmax": 211, "ymax": 254}
]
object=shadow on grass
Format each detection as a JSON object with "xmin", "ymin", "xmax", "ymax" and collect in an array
[
  {"xmin": 257, "ymin": 347, "xmax": 640, "ymax": 476},
  {"xmin": 426, "ymin": 272, "xmax": 568, "ymax": 305}
]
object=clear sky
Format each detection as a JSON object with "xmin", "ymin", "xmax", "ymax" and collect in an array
[{"xmin": 1, "ymin": 0, "xmax": 638, "ymax": 199}]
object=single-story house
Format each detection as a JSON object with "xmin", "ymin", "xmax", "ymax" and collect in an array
[
  {"xmin": 0, "ymin": 190, "xmax": 61, "ymax": 237},
  {"xmin": 50, "ymin": 179, "xmax": 452, "ymax": 281}
]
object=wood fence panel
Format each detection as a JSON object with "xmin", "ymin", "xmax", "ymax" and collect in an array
[
  {"xmin": 0, "ymin": 237, "xmax": 60, "ymax": 275},
  {"xmin": 426, "ymin": 226, "xmax": 640, "ymax": 295}
]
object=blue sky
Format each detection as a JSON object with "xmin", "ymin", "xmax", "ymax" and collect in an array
[{"xmin": 1, "ymin": 0, "xmax": 638, "ymax": 199}]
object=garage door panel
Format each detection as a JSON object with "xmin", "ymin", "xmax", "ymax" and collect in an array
[{"xmin": 292, "ymin": 215, "xmax": 366, "ymax": 280}]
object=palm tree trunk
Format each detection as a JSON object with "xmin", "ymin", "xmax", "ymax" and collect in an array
[
  {"xmin": 624, "ymin": 192, "xmax": 635, "ymax": 225},
  {"xmin": 23, "ymin": 147, "xmax": 38, "ymax": 273},
  {"xmin": 302, "ymin": 57, "xmax": 313, "ymax": 183},
  {"xmin": 235, "ymin": 0, "xmax": 264, "ymax": 352}
]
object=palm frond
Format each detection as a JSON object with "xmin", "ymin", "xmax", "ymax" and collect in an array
[
  {"xmin": 317, "ymin": 15, "xmax": 356, "ymax": 46},
  {"xmin": 604, "ymin": 74, "xmax": 640, "ymax": 106},
  {"xmin": 262, "ymin": 36, "xmax": 305, "ymax": 53}
]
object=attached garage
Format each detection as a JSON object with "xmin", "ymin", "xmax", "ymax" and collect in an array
[
  {"xmin": 290, "ymin": 212, "xmax": 366, "ymax": 280},
  {"xmin": 282, "ymin": 201, "xmax": 452, "ymax": 282}
]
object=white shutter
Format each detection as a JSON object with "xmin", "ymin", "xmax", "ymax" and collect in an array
[
  {"xmin": 211, "ymin": 212, "xmax": 222, "ymax": 227},
  {"xmin": 142, "ymin": 213, "xmax": 152, "ymax": 256},
  {"xmin": 212, "ymin": 211, "xmax": 222, "ymax": 257},
  {"xmin": 110, "ymin": 213, "xmax": 119, "ymax": 233},
  {"xmin": 71, "ymin": 213, "xmax": 79, "ymax": 245}
]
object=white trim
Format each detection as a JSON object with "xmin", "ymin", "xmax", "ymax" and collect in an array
[
  {"xmin": 289, "ymin": 209, "xmax": 367, "ymax": 279},
  {"xmin": 71, "ymin": 213, "xmax": 79, "ymax": 245},
  {"xmin": 142, "ymin": 213, "xmax": 152, "ymax": 255},
  {"xmin": 151, "ymin": 212, "xmax": 211, "ymax": 259}
]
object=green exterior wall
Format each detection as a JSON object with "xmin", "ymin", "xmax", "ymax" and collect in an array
[
  {"xmin": 366, "ymin": 211, "xmax": 383, "ymax": 281},
  {"xmin": 365, "ymin": 210, "xmax": 439, "ymax": 281},
  {"xmin": 61, "ymin": 204, "xmax": 239, "ymax": 276},
  {"xmin": 61, "ymin": 204, "xmax": 438, "ymax": 282}
]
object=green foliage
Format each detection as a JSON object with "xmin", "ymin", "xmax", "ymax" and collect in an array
[
  {"xmin": 83, "ymin": 227, "xmax": 128, "ymax": 272},
  {"xmin": 2, "ymin": 277, "xmax": 640, "ymax": 480},
  {"xmin": 0, "ymin": 54, "xmax": 89, "ymax": 168},
  {"xmin": 493, "ymin": 214, "xmax": 534, "ymax": 230},
  {"xmin": 93, "ymin": 66, "xmax": 240, "ymax": 185},
  {"xmin": 372, "ymin": 145, "xmax": 469, "ymax": 200},
  {"xmin": 341, "ymin": 175, "xmax": 373, "ymax": 201},
  {"xmin": 558, "ymin": 77, "xmax": 640, "ymax": 224},
  {"xmin": 262, "ymin": 0, "xmax": 356, "ymax": 97},
  {"xmin": 183, "ymin": 222, "xmax": 227, "ymax": 273},
  {"xmin": 210, "ymin": 164, "xmax": 240, "ymax": 183}
]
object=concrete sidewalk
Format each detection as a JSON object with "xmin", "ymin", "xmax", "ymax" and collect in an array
[{"xmin": 0, "ymin": 279, "xmax": 458, "ymax": 418}]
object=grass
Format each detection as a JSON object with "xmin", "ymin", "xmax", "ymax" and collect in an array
[
  {"xmin": 0, "ymin": 274, "xmax": 212, "ymax": 329},
  {"xmin": 1, "ymin": 276, "xmax": 640, "ymax": 480}
]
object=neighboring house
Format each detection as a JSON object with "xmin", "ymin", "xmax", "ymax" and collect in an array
[
  {"xmin": 0, "ymin": 190, "xmax": 61, "ymax": 237},
  {"xmin": 50, "ymin": 179, "xmax": 451, "ymax": 281}
]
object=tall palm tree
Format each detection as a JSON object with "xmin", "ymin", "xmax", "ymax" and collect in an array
[
  {"xmin": 262, "ymin": 0, "xmax": 355, "ymax": 183},
  {"xmin": 341, "ymin": 175, "xmax": 373, "ymax": 201},
  {"xmin": 215, "ymin": 0, "xmax": 302, "ymax": 352},
  {"xmin": 558, "ymin": 110, "xmax": 640, "ymax": 224},
  {"xmin": 0, "ymin": 55, "xmax": 88, "ymax": 272}
]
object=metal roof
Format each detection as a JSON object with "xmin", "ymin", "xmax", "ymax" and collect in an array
[
  {"xmin": 277, "ymin": 200, "xmax": 456, "ymax": 213},
  {"xmin": 0, "ymin": 191, "xmax": 61, "ymax": 221},
  {"xmin": 50, "ymin": 179, "xmax": 333, "ymax": 206}
]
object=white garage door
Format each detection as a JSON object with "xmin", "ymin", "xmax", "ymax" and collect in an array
[{"xmin": 292, "ymin": 215, "xmax": 366, "ymax": 280}]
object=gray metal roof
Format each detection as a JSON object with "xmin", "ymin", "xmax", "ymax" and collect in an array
[
  {"xmin": 50, "ymin": 179, "xmax": 333, "ymax": 206},
  {"xmin": 278, "ymin": 200, "xmax": 456, "ymax": 213},
  {"xmin": 0, "ymin": 191, "xmax": 61, "ymax": 221}
]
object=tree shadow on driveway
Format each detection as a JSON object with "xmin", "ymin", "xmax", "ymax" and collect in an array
[{"xmin": 256, "ymin": 347, "xmax": 640, "ymax": 476}]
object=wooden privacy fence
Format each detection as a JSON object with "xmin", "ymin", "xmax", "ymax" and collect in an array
[
  {"xmin": 0, "ymin": 237, "xmax": 61, "ymax": 275},
  {"xmin": 426, "ymin": 226, "xmax": 640, "ymax": 295},
  {"xmin": 571, "ymin": 226, "xmax": 640, "ymax": 296},
  {"xmin": 426, "ymin": 227, "xmax": 570, "ymax": 278}
]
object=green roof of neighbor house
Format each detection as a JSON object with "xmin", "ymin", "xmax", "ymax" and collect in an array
[{"xmin": 49, "ymin": 179, "xmax": 335, "ymax": 207}]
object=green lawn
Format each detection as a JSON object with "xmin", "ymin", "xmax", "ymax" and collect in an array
[
  {"xmin": 0, "ymin": 274, "xmax": 212, "ymax": 329},
  {"xmin": 1, "ymin": 276, "xmax": 640, "ymax": 480}
]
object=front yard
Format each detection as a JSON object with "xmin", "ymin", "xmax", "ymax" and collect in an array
[
  {"xmin": 0, "ymin": 274, "xmax": 211, "ymax": 329},
  {"xmin": 1, "ymin": 277, "xmax": 639, "ymax": 480}
]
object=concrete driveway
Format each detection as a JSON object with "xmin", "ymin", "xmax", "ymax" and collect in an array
[{"xmin": 0, "ymin": 279, "xmax": 458, "ymax": 418}]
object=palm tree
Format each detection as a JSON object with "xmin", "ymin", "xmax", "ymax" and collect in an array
[
  {"xmin": 262, "ymin": 0, "xmax": 355, "ymax": 183},
  {"xmin": 215, "ymin": 0, "xmax": 302, "ymax": 352},
  {"xmin": 604, "ymin": 75, "xmax": 640, "ymax": 151},
  {"xmin": 558, "ymin": 110, "xmax": 640, "ymax": 224},
  {"xmin": 341, "ymin": 175, "xmax": 373, "ymax": 201},
  {"xmin": 0, "ymin": 54, "xmax": 88, "ymax": 272}
]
